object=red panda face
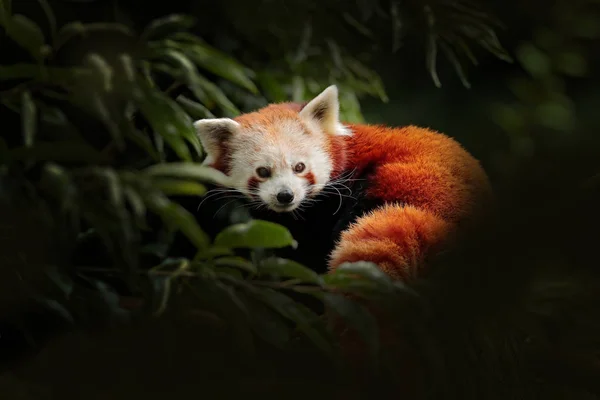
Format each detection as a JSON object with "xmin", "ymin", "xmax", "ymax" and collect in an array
[{"xmin": 194, "ymin": 85, "xmax": 352, "ymax": 213}]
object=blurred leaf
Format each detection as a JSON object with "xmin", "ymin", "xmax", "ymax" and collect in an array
[
  {"xmin": 516, "ymin": 43, "xmax": 551, "ymax": 78},
  {"xmin": 176, "ymin": 95, "xmax": 215, "ymax": 119},
  {"xmin": 122, "ymin": 123, "xmax": 162, "ymax": 162},
  {"xmin": 144, "ymin": 162, "xmax": 229, "ymax": 185},
  {"xmin": 144, "ymin": 192, "xmax": 210, "ymax": 251},
  {"xmin": 123, "ymin": 185, "xmax": 146, "ymax": 226},
  {"xmin": 167, "ymin": 35, "xmax": 259, "ymax": 94},
  {"xmin": 214, "ymin": 220, "xmax": 297, "ymax": 250},
  {"xmin": 54, "ymin": 22, "xmax": 133, "ymax": 49},
  {"xmin": 132, "ymin": 80, "xmax": 199, "ymax": 161},
  {"xmin": 20, "ymin": 91, "xmax": 36, "ymax": 147},
  {"xmin": 535, "ymin": 101, "xmax": 575, "ymax": 131},
  {"xmin": 325, "ymin": 261, "xmax": 397, "ymax": 293},
  {"xmin": 152, "ymin": 178, "xmax": 207, "ymax": 197},
  {"xmin": 202, "ymin": 279, "xmax": 255, "ymax": 354},
  {"xmin": 213, "ymin": 256, "xmax": 257, "ymax": 274},
  {"xmin": 1, "ymin": 14, "xmax": 46, "ymax": 61},
  {"xmin": 555, "ymin": 51, "xmax": 588, "ymax": 77},
  {"xmin": 440, "ymin": 41, "xmax": 471, "ymax": 88},
  {"xmin": 194, "ymin": 246, "xmax": 235, "ymax": 260},
  {"xmin": 86, "ymin": 53, "xmax": 113, "ymax": 91},
  {"xmin": 35, "ymin": 0, "xmax": 57, "ymax": 40},
  {"xmin": 141, "ymin": 14, "xmax": 196, "ymax": 41},
  {"xmin": 342, "ymin": 12, "xmax": 374, "ymax": 39},
  {"xmin": 243, "ymin": 295, "xmax": 292, "ymax": 348},
  {"xmin": 255, "ymin": 72, "xmax": 288, "ymax": 102},
  {"xmin": 149, "ymin": 257, "xmax": 189, "ymax": 315},
  {"xmin": 247, "ymin": 286, "xmax": 335, "ymax": 358},
  {"xmin": 323, "ymin": 292, "xmax": 379, "ymax": 361},
  {"xmin": 259, "ymin": 257, "xmax": 321, "ymax": 284},
  {"xmin": 39, "ymin": 298, "xmax": 74, "ymax": 323}
]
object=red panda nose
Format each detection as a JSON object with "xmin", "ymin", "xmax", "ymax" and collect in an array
[{"xmin": 276, "ymin": 190, "xmax": 295, "ymax": 204}]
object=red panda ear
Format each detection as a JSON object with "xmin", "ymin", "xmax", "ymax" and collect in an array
[
  {"xmin": 299, "ymin": 85, "xmax": 352, "ymax": 136},
  {"xmin": 193, "ymin": 118, "xmax": 240, "ymax": 166}
]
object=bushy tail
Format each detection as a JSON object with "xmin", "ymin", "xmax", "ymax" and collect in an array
[{"xmin": 328, "ymin": 203, "xmax": 453, "ymax": 280}]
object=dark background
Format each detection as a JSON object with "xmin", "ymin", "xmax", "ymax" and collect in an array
[{"xmin": 1, "ymin": 0, "xmax": 600, "ymax": 398}]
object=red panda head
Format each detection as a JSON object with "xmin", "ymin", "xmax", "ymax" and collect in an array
[{"xmin": 194, "ymin": 85, "xmax": 352, "ymax": 213}]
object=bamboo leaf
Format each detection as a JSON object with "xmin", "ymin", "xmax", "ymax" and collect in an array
[
  {"xmin": 213, "ymin": 256, "xmax": 257, "ymax": 274},
  {"xmin": 440, "ymin": 41, "xmax": 471, "ymax": 88},
  {"xmin": 144, "ymin": 162, "xmax": 230, "ymax": 186},
  {"xmin": 54, "ymin": 22, "xmax": 133, "ymax": 50},
  {"xmin": 21, "ymin": 91, "xmax": 36, "ymax": 147},
  {"xmin": 35, "ymin": 0, "xmax": 56, "ymax": 40},
  {"xmin": 144, "ymin": 192, "xmax": 210, "ymax": 251},
  {"xmin": 167, "ymin": 36, "xmax": 259, "ymax": 94},
  {"xmin": 176, "ymin": 95, "xmax": 215, "ymax": 119},
  {"xmin": 86, "ymin": 53, "xmax": 113, "ymax": 91},
  {"xmin": 215, "ymin": 220, "xmax": 297, "ymax": 250},
  {"xmin": 259, "ymin": 257, "xmax": 321, "ymax": 284},
  {"xmin": 141, "ymin": 14, "xmax": 196, "ymax": 41},
  {"xmin": 132, "ymin": 80, "xmax": 200, "ymax": 161},
  {"xmin": 2, "ymin": 14, "xmax": 46, "ymax": 61},
  {"xmin": 152, "ymin": 178, "xmax": 208, "ymax": 197}
]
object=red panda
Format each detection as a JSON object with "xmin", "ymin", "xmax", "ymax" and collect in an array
[{"xmin": 193, "ymin": 85, "xmax": 492, "ymax": 281}]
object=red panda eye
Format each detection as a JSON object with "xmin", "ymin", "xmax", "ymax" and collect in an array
[
  {"xmin": 294, "ymin": 162, "xmax": 305, "ymax": 173},
  {"xmin": 256, "ymin": 167, "xmax": 271, "ymax": 178}
]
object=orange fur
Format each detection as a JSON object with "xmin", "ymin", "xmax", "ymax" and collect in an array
[
  {"xmin": 328, "ymin": 204, "xmax": 452, "ymax": 280},
  {"xmin": 201, "ymin": 94, "xmax": 491, "ymax": 281},
  {"xmin": 327, "ymin": 124, "xmax": 491, "ymax": 278}
]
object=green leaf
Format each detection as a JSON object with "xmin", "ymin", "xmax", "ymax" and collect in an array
[
  {"xmin": 176, "ymin": 95, "xmax": 215, "ymax": 119},
  {"xmin": 213, "ymin": 256, "xmax": 257, "ymax": 274},
  {"xmin": 132, "ymin": 80, "xmax": 199, "ymax": 161},
  {"xmin": 255, "ymin": 72, "xmax": 287, "ymax": 102},
  {"xmin": 144, "ymin": 162, "xmax": 230, "ymax": 186},
  {"xmin": 35, "ymin": 0, "xmax": 56, "ymax": 40},
  {"xmin": 54, "ymin": 22, "xmax": 133, "ymax": 50},
  {"xmin": 2, "ymin": 14, "xmax": 46, "ymax": 61},
  {"xmin": 332, "ymin": 261, "xmax": 393, "ymax": 282},
  {"xmin": 152, "ymin": 178, "xmax": 207, "ymax": 196},
  {"xmin": 21, "ymin": 91, "xmax": 36, "ymax": 147},
  {"xmin": 214, "ymin": 220, "xmax": 297, "ymax": 250},
  {"xmin": 259, "ymin": 257, "xmax": 321, "ymax": 284},
  {"xmin": 141, "ymin": 14, "xmax": 196, "ymax": 41},
  {"xmin": 86, "ymin": 53, "xmax": 113, "ymax": 91},
  {"xmin": 123, "ymin": 186, "xmax": 146, "ymax": 226},
  {"xmin": 516, "ymin": 43, "xmax": 551, "ymax": 78},
  {"xmin": 440, "ymin": 41, "xmax": 471, "ymax": 89},
  {"xmin": 324, "ymin": 261, "xmax": 397, "ymax": 294},
  {"xmin": 168, "ymin": 35, "xmax": 258, "ymax": 94},
  {"xmin": 122, "ymin": 123, "xmax": 161, "ymax": 162},
  {"xmin": 193, "ymin": 246, "xmax": 235, "ymax": 260},
  {"xmin": 144, "ymin": 192, "xmax": 210, "ymax": 251}
]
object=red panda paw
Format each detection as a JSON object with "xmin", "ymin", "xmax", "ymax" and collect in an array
[{"xmin": 327, "ymin": 204, "xmax": 452, "ymax": 281}]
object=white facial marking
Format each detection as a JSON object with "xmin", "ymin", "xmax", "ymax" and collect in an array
[
  {"xmin": 194, "ymin": 85, "xmax": 349, "ymax": 213},
  {"xmin": 225, "ymin": 118, "xmax": 333, "ymax": 213}
]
